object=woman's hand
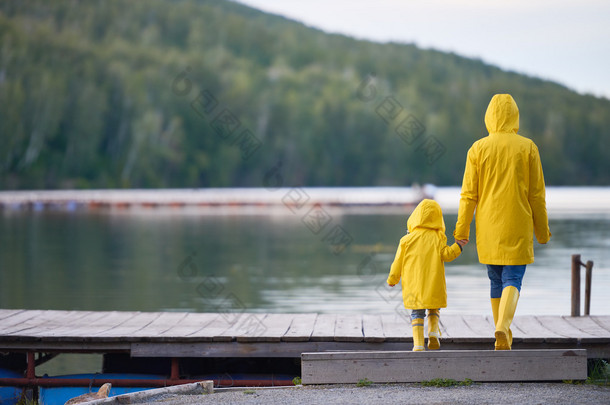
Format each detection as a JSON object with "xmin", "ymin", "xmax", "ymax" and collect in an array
[{"xmin": 456, "ymin": 239, "xmax": 469, "ymax": 247}]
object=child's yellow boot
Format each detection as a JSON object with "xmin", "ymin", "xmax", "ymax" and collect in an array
[
  {"xmin": 427, "ymin": 309, "xmax": 441, "ymax": 350},
  {"xmin": 411, "ymin": 318, "xmax": 425, "ymax": 351},
  {"xmin": 491, "ymin": 297, "xmax": 513, "ymax": 350},
  {"xmin": 494, "ymin": 286, "xmax": 519, "ymax": 350}
]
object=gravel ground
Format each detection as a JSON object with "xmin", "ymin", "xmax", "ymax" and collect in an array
[{"xmin": 147, "ymin": 383, "xmax": 610, "ymax": 405}]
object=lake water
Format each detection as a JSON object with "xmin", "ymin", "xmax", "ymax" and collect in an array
[{"xmin": 1, "ymin": 187, "xmax": 609, "ymax": 317}]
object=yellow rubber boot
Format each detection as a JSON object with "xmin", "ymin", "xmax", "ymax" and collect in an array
[
  {"xmin": 427, "ymin": 309, "xmax": 441, "ymax": 350},
  {"xmin": 411, "ymin": 318, "xmax": 425, "ymax": 352},
  {"xmin": 494, "ymin": 286, "xmax": 519, "ymax": 350},
  {"xmin": 491, "ymin": 298, "xmax": 512, "ymax": 350}
]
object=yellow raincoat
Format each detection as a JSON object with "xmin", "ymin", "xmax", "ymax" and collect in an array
[
  {"xmin": 387, "ymin": 199, "xmax": 462, "ymax": 309},
  {"xmin": 454, "ymin": 94, "xmax": 551, "ymax": 265}
]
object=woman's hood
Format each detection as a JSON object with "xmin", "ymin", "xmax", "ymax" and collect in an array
[{"xmin": 485, "ymin": 94, "xmax": 519, "ymax": 134}]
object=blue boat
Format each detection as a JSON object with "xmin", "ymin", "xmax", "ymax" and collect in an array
[{"xmin": 0, "ymin": 369, "xmax": 23, "ymax": 405}]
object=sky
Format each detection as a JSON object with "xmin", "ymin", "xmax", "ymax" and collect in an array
[{"xmin": 235, "ymin": 0, "xmax": 610, "ymax": 99}]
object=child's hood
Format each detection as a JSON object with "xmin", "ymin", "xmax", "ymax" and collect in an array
[{"xmin": 407, "ymin": 199, "xmax": 446, "ymax": 233}]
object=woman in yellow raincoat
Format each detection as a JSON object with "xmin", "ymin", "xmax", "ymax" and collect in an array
[
  {"xmin": 454, "ymin": 94, "xmax": 551, "ymax": 350},
  {"xmin": 387, "ymin": 199, "xmax": 464, "ymax": 351}
]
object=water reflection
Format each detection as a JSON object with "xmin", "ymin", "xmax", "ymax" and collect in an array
[{"xmin": 1, "ymin": 209, "xmax": 609, "ymax": 316}]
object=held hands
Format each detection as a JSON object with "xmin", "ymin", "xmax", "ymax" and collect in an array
[
  {"xmin": 456, "ymin": 239, "xmax": 469, "ymax": 247},
  {"xmin": 388, "ymin": 240, "xmax": 469, "ymax": 288}
]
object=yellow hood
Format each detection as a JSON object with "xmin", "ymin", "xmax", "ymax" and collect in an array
[
  {"xmin": 407, "ymin": 199, "xmax": 446, "ymax": 242},
  {"xmin": 484, "ymin": 94, "xmax": 519, "ymax": 134}
]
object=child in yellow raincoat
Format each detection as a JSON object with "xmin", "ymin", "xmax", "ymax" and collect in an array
[{"xmin": 387, "ymin": 199, "xmax": 466, "ymax": 351}]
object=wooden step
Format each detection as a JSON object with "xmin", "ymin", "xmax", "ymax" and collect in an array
[{"xmin": 301, "ymin": 349, "xmax": 587, "ymax": 384}]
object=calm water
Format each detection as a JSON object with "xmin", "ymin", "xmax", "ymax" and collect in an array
[{"xmin": 2, "ymin": 189, "xmax": 609, "ymax": 317}]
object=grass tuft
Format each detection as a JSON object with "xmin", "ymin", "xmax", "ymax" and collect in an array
[
  {"xmin": 356, "ymin": 378, "xmax": 373, "ymax": 387},
  {"xmin": 586, "ymin": 359, "xmax": 610, "ymax": 386},
  {"xmin": 16, "ymin": 396, "xmax": 37, "ymax": 405},
  {"xmin": 421, "ymin": 378, "xmax": 473, "ymax": 387}
]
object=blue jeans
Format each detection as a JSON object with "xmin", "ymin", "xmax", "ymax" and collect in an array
[
  {"xmin": 411, "ymin": 309, "xmax": 437, "ymax": 321},
  {"xmin": 486, "ymin": 265, "xmax": 527, "ymax": 298}
]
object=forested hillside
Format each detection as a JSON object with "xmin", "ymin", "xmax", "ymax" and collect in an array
[{"xmin": 1, "ymin": 0, "xmax": 609, "ymax": 189}]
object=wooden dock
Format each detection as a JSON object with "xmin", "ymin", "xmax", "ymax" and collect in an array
[{"xmin": 1, "ymin": 309, "xmax": 609, "ymax": 359}]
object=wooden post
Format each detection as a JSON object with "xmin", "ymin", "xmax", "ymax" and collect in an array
[
  {"xmin": 584, "ymin": 260, "xmax": 593, "ymax": 316},
  {"xmin": 26, "ymin": 352, "xmax": 35, "ymax": 379},
  {"xmin": 170, "ymin": 357, "xmax": 180, "ymax": 380},
  {"xmin": 571, "ymin": 254, "xmax": 581, "ymax": 317},
  {"xmin": 25, "ymin": 352, "xmax": 37, "ymax": 402}
]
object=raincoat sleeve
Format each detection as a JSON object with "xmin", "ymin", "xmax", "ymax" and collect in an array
[
  {"xmin": 441, "ymin": 243, "xmax": 462, "ymax": 263},
  {"xmin": 454, "ymin": 146, "xmax": 478, "ymax": 240},
  {"xmin": 528, "ymin": 143, "xmax": 551, "ymax": 244},
  {"xmin": 387, "ymin": 240, "xmax": 405, "ymax": 285}
]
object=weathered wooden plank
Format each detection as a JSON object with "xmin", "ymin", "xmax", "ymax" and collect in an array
[
  {"xmin": 127, "ymin": 312, "xmax": 189, "ymax": 337},
  {"xmin": 562, "ymin": 315, "xmax": 610, "ymax": 338},
  {"xmin": 215, "ymin": 313, "xmax": 271, "ymax": 342},
  {"xmin": 590, "ymin": 316, "xmax": 610, "ymax": 333},
  {"xmin": 379, "ymin": 313, "xmax": 411, "ymax": 342},
  {"xmin": 439, "ymin": 315, "xmax": 486, "ymax": 341},
  {"xmin": 535, "ymin": 316, "xmax": 595, "ymax": 342},
  {"xmin": 237, "ymin": 313, "xmax": 294, "ymax": 343},
  {"xmin": 310, "ymin": 314, "xmax": 337, "ymax": 342},
  {"xmin": 187, "ymin": 312, "xmax": 242, "ymax": 342},
  {"xmin": 95, "ymin": 312, "xmax": 162, "ymax": 338},
  {"xmin": 510, "ymin": 315, "xmax": 568, "ymax": 343},
  {"xmin": 462, "ymin": 315, "xmax": 496, "ymax": 338},
  {"xmin": 0, "ymin": 310, "xmax": 55, "ymax": 334},
  {"xmin": 86, "ymin": 311, "xmax": 142, "ymax": 337},
  {"xmin": 43, "ymin": 311, "xmax": 119, "ymax": 337},
  {"xmin": 158, "ymin": 313, "xmax": 220, "ymax": 337},
  {"xmin": 503, "ymin": 316, "xmax": 541, "ymax": 343},
  {"xmin": 334, "ymin": 314, "xmax": 363, "ymax": 342},
  {"xmin": 0, "ymin": 310, "xmax": 45, "ymax": 333},
  {"xmin": 0, "ymin": 309, "xmax": 25, "ymax": 322},
  {"xmin": 564, "ymin": 316, "xmax": 610, "ymax": 341},
  {"xmin": 6, "ymin": 310, "xmax": 92, "ymax": 336},
  {"xmin": 301, "ymin": 349, "xmax": 588, "ymax": 384},
  {"xmin": 282, "ymin": 314, "xmax": 318, "ymax": 342},
  {"xmin": 362, "ymin": 314, "xmax": 385, "ymax": 343},
  {"xmin": 1, "ymin": 310, "xmax": 138, "ymax": 340}
]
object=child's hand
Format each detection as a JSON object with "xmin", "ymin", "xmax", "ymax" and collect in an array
[{"xmin": 456, "ymin": 239, "xmax": 469, "ymax": 247}]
